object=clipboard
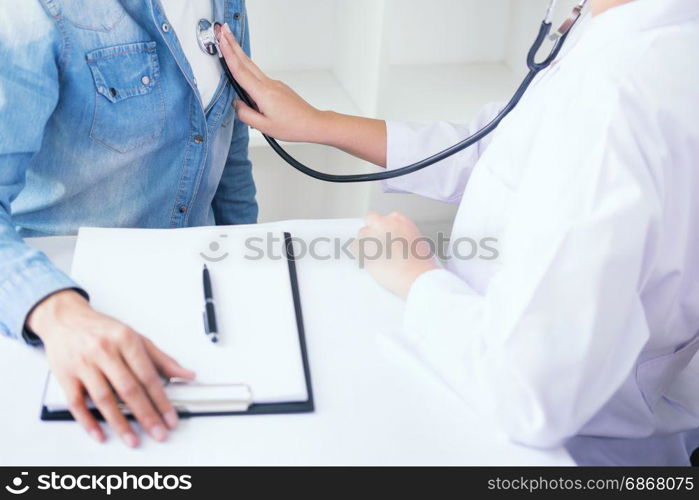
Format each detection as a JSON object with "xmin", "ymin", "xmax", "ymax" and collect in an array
[{"xmin": 41, "ymin": 232, "xmax": 314, "ymax": 421}]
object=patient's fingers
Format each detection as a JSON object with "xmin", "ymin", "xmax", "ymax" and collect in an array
[
  {"xmin": 82, "ymin": 368, "xmax": 139, "ymax": 448},
  {"xmin": 60, "ymin": 375, "xmax": 105, "ymax": 443},
  {"xmin": 143, "ymin": 337, "xmax": 196, "ymax": 382},
  {"xmin": 121, "ymin": 338, "xmax": 180, "ymax": 432}
]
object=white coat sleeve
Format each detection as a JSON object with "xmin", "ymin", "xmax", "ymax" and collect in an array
[
  {"xmin": 394, "ymin": 91, "xmax": 661, "ymax": 448},
  {"xmin": 382, "ymin": 102, "xmax": 503, "ymax": 203}
]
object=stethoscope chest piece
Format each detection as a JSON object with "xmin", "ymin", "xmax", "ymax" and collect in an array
[
  {"xmin": 197, "ymin": 19, "xmax": 220, "ymax": 56},
  {"xmin": 196, "ymin": 1, "xmax": 588, "ymax": 184}
]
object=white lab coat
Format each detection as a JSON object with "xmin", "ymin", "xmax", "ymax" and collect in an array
[{"xmin": 384, "ymin": 0, "xmax": 699, "ymax": 465}]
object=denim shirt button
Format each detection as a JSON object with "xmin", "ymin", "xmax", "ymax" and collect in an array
[
  {"xmin": 162, "ymin": 23, "xmax": 170, "ymax": 32},
  {"xmin": 141, "ymin": 76, "xmax": 151, "ymax": 86},
  {"xmin": 194, "ymin": 135, "xmax": 204, "ymax": 144},
  {"xmin": 233, "ymin": 13, "xmax": 241, "ymax": 20},
  {"xmin": 179, "ymin": 206, "xmax": 187, "ymax": 214}
]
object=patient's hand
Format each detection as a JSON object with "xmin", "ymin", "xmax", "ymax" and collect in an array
[
  {"xmin": 28, "ymin": 290, "xmax": 195, "ymax": 447},
  {"xmin": 217, "ymin": 23, "xmax": 329, "ymax": 143}
]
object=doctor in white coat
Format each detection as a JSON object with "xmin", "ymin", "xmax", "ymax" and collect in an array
[{"xmin": 217, "ymin": 0, "xmax": 699, "ymax": 465}]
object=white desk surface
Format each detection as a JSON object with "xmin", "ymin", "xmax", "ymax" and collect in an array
[{"xmin": 0, "ymin": 220, "xmax": 573, "ymax": 466}]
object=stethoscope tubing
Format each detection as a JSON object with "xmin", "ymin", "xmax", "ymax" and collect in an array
[{"xmin": 220, "ymin": 21, "xmax": 570, "ymax": 184}]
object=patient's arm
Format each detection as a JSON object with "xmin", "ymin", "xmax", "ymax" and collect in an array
[{"xmin": 218, "ymin": 24, "xmax": 387, "ymax": 167}]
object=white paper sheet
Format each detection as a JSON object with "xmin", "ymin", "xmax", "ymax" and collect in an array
[{"xmin": 44, "ymin": 225, "xmax": 308, "ymax": 409}]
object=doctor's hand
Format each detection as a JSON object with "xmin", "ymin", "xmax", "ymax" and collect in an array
[
  {"xmin": 353, "ymin": 212, "xmax": 440, "ymax": 299},
  {"xmin": 27, "ymin": 290, "xmax": 195, "ymax": 448},
  {"xmin": 217, "ymin": 24, "xmax": 388, "ymax": 166},
  {"xmin": 217, "ymin": 24, "xmax": 327, "ymax": 143}
]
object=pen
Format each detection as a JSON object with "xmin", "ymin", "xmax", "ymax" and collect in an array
[{"xmin": 202, "ymin": 265, "xmax": 219, "ymax": 344}]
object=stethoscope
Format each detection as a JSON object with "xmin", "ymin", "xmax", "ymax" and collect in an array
[{"xmin": 197, "ymin": 0, "xmax": 588, "ymax": 183}]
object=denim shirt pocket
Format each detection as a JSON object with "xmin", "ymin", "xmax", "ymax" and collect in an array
[{"xmin": 86, "ymin": 41, "xmax": 165, "ymax": 154}]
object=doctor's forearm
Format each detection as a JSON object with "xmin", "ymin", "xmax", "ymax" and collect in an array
[{"xmin": 317, "ymin": 111, "xmax": 387, "ymax": 168}]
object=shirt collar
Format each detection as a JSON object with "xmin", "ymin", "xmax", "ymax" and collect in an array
[{"xmin": 565, "ymin": 0, "xmax": 699, "ymax": 59}]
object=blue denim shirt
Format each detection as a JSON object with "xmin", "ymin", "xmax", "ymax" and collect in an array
[{"xmin": 0, "ymin": 0, "xmax": 257, "ymax": 341}]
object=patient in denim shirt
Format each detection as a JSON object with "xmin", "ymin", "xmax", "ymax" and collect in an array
[
  {"xmin": 0, "ymin": 0, "xmax": 256, "ymax": 446},
  {"xmin": 0, "ymin": 0, "xmax": 257, "ymax": 341}
]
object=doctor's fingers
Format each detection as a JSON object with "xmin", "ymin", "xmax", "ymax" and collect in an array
[
  {"xmin": 219, "ymin": 24, "xmax": 267, "ymax": 85},
  {"xmin": 221, "ymin": 24, "xmax": 267, "ymax": 81},
  {"xmin": 364, "ymin": 212, "xmax": 382, "ymax": 226},
  {"xmin": 358, "ymin": 214, "xmax": 385, "ymax": 244},
  {"xmin": 218, "ymin": 33, "xmax": 264, "ymax": 102},
  {"xmin": 233, "ymin": 99, "xmax": 271, "ymax": 131}
]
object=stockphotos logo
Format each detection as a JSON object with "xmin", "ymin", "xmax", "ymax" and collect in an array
[
  {"xmin": 3, "ymin": 471, "xmax": 193, "ymax": 496},
  {"xmin": 4, "ymin": 472, "xmax": 29, "ymax": 495}
]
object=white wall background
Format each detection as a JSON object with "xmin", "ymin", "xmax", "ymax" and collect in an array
[{"xmin": 246, "ymin": 0, "xmax": 586, "ymax": 236}]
